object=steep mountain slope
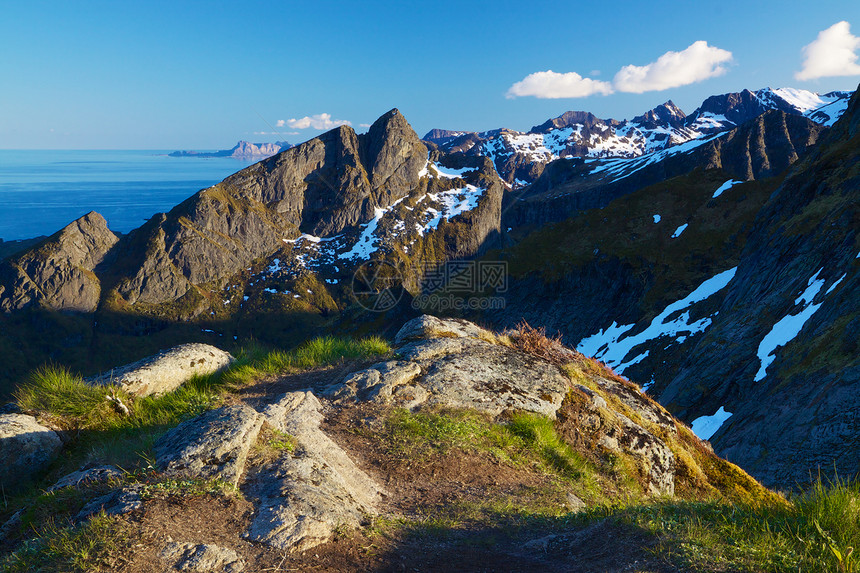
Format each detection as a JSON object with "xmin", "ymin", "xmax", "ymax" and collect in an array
[
  {"xmin": 426, "ymin": 87, "xmax": 850, "ymax": 187},
  {"xmin": 658, "ymin": 87, "xmax": 860, "ymax": 486},
  {"xmin": 483, "ymin": 86, "xmax": 859, "ymax": 487}
]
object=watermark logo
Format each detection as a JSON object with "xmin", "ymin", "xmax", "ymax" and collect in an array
[
  {"xmin": 413, "ymin": 260, "xmax": 507, "ymax": 312},
  {"xmin": 351, "ymin": 260, "xmax": 405, "ymax": 311},
  {"xmin": 351, "ymin": 260, "xmax": 508, "ymax": 313}
]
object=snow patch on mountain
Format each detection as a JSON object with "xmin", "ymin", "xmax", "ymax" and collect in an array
[
  {"xmin": 671, "ymin": 224, "xmax": 688, "ymax": 238},
  {"xmin": 690, "ymin": 406, "xmax": 733, "ymax": 440},
  {"xmin": 577, "ymin": 267, "xmax": 738, "ymax": 373},
  {"xmin": 754, "ymin": 269, "xmax": 847, "ymax": 382},
  {"xmin": 712, "ymin": 179, "xmax": 742, "ymax": 198}
]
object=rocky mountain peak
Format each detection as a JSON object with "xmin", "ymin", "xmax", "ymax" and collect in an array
[
  {"xmin": 0, "ymin": 211, "xmax": 118, "ymax": 313},
  {"xmin": 633, "ymin": 100, "xmax": 686, "ymax": 127},
  {"xmin": 694, "ymin": 89, "xmax": 767, "ymax": 125},
  {"xmin": 531, "ymin": 110, "xmax": 609, "ymax": 133},
  {"xmin": 360, "ymin": 108, "xmax": 427, "ymax": 197},
  {"xmin": 422, "ymin": 128, "xmax": 473, "ymax": 146}
]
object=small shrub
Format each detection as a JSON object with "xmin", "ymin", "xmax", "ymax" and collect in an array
[{"xmin": 505, "ymin": 321, "xmax": 570, "ymax": 365}]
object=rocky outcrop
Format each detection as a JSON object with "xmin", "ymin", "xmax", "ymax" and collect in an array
[
  {"xmin": 326, "ymin": 317, "xmax": 569, "ymax": 418},
  {"xmin": 0, "ymin": 212, "xmax": 117, "ymax": 313},
  {"xmin": 326, "ymin": 316, "xmax": 679, "ymax": 494},
  {"xmin": 245, "ymin": 391, "xmax": 386, "ymax": 552},
  {"xmin": 75, "ymin": 486, "xmax": 143, "ymax": 522},
  {"xmin": 155, "ymin": 405, "xmax": 264, "ymax": 486},
  {"xmin": 160, "ymin": 542, "xmax": 245, "ymax": 572},
  {"xmin": 87, "ymin": 343, "xmax": 235, "ymax": 397},
  {"xmin": 0, "ymin": 413, "xmax": 63, "ymax": 489},
  {"xmin": 46, "ymin": 465, "xmax": 123, "ymax": 493}
]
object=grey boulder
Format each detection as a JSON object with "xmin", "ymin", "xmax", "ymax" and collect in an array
[
  {"xmin": 88, "ymin": 343, "xmax": 235, "ymax": 397},
  {"xmin": 160, "ymin": 542, "xmax": 245, "ymax": 572},
  {"xmin": 0, "ymin": 413, "xmax": 62, "ymax": 489}
]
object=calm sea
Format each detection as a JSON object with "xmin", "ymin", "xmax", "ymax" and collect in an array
[{"xmin": 0, "ymin": 150, "xmax": 258, "ymax": 241}]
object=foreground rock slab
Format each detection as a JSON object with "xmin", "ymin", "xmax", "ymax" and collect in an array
[
  {"xmin": 155, "ymin": 404, "xmax": 264, "ymax": 487},
  {"xmin": 0, "ymin": 413, "xmax": 63, "ymax": 489},
  {"xmin": 160, "ymin": 542, "xmax": 245, "ymax": 572},
  {"xmin": 244, "ymin": 391, "xmax": 386, "ymax": 552},
  {"xmin": 329, "ymin": 316, "xmax": 570, "ymax": 418},
  {"xmin": 87, "ymin": 343, "xmax": 235, "ymax": 397}
]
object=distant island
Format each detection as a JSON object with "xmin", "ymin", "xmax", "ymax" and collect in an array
[{"xmin": 169, "ymin": 140, "xmax": 292, "ymax": 159}]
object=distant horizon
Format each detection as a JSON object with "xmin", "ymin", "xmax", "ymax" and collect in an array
[{"xmin": 2, "ymin": 81, "xmax": 857, "ymax": 151}]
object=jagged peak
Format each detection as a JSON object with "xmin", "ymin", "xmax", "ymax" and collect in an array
[
  {"xmin": 633, "ymin": 101, "xmax": 686, "ymax": 127},
  {"xmin": 367, "ymin": 108, "xmax": 409, "ymax": 132},
  {"xmin": 530, "ymin": 110, "xmax": 608, "ymax": 133}
]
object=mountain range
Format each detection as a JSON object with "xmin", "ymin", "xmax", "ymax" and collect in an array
[{"xmin": 0, "ymin": 85, "xmax": 857, "ymax": 490}]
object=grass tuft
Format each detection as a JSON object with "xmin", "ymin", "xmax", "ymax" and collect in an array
[
  {"xmin": 580, "ymin": 475, "xmax": 860, "ymax": 572},
  {"xmin": 506, "ymin": 412, "xmax": 596, "ymax": 491},
  {"xmin": 1, "ymin": 512, "xmax": 130, "ymax": 573},
  {"xmin": 222, "ymin": 335, "xmax": 390, "ymax": 388}
]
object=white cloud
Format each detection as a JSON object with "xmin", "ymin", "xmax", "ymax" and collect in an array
[
  {"xmin": 506, "ymin": 70, "xmax": 614, "ymax": 99},
  {"xmin": 613, "ymin": 41, "xmax": 733, "ymax": 93},
  {"xmin": 507, "ymin": 41, "xmax": 732, "ymax": 99},
  {"xmin": 795, "ymin": 21, "xmax": 860, "ymax": 80},
  {"xmin": 281, "ymin": 113, "xmax": 351, "ymax": 130},
  {"xmin": 359, "ymin": 123, "xmax": 372, "ymax": 128}
]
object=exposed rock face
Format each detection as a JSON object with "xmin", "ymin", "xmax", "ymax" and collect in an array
[
  {"xmin": 245, "ymin": 391, "xmax": 386, "ymax": 552},
  {"xmin": 87, "ymin": 343, "xmax": 235, "ymax": 397},
  {"xmin": 693, "ymin": 89, "xmax": 774, "ymax": 127},
  {"xmin": 0, "ymin": 413, "xmax": 63, "ymax": 489},
  {"xmin": 326, "ymin": 315, "xmax": 679, "ymax": 494},
  {"xmin": 160, "ymin": 542, "xmax": 245, "ymax": 572},
  {"xmin": 155, "ymin": 405, "xmax": 264, "ymax": 486},
  {"xmin": 113, "ymin": 109, "xmax": 428, "ymax": 306},
  {"xmin": 0, "ymin": 212, "xmax": 117, "ymax": 312}
]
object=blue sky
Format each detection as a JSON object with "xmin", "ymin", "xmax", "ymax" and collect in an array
[{"xmin": 1, "ymin": 0, "xmax": 858, "ymax": 149}]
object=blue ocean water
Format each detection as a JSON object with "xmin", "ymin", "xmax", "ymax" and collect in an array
[{"xmin": 0, "ymin": 150, "xmax": 257, "ymax": 241}]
